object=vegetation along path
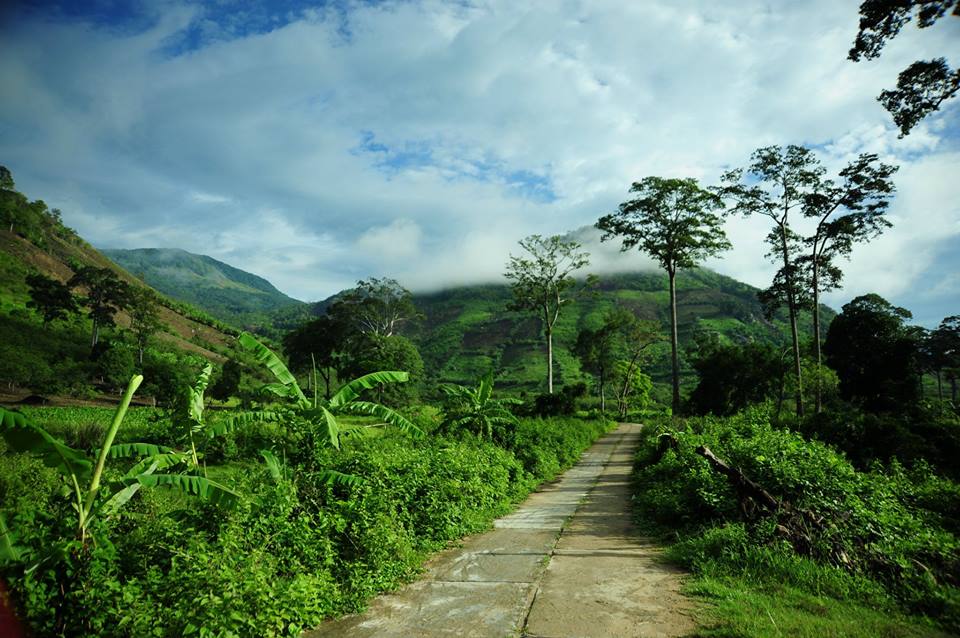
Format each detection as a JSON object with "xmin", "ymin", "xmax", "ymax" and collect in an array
[{"xmin": 305, "ymin": 423, "xmax": 696, "ymax": 638}]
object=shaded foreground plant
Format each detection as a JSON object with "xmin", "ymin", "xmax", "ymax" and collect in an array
[{"xmin": 0, "ymin": 375, "xmax": 239, "ymax": 633}]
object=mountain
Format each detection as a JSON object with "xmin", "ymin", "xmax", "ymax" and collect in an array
[
  {"xmin": 307, "ymin": 268, "xmax": 834, "ymax": 401},
  {"xmin": 102, "ymin": 248, "xmax": 305, "ymax": 328},
  {"xmin": 0, "ymin": 174, "xmax": 245, "ymax": 399}
]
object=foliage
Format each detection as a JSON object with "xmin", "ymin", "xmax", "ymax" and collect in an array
[
  {"xmin": 237, "ymin": 332, "xmax": 421, "ymax": 452},
  {"xmin": 437, "ymin": 373, "xmax": 522, "ymax": 443},
  {"xmin": 327, "ymin": 277, "xmax": 421, "ymax": 338},
  {"xmin": 688, "ymin": 339, "xmax": 786, "ymax": 416},
  {"xmin": 208, "ymin": 359, "xmax": 242, "ymax": 401},
  {"xmin": 127, "ymin": 288, "xmax": 162, "ymax": 365},
  {"xmin": 282, "ymin": 313, "xmax": 349, "ymax": 399},
  {"xmin": 344, "ymin": 334, "xmax": 425, "ymax": 406},
  {"xmin": 2, "ymin": 407, "xmax": 610, "ymax": 636},
  {"xmin": 633, "ymin": 408, "xmax": 960, "ymax": 628},
  {"xmin": 25, "ymin": 273, "xmax": 77, "ymax": 325},
  {"xmin": 529, "ymin": 382, "xmax": 587, "ymax": 417},
  {"xmin": 719, "ymin": 145, "xmax": 833, "ymax": 417},
  {"xmin": 598, "ymin": 176, "xmax": 729, "ymax": 413},
  {"xmin": 848, "ymin": 0, "xmax": 959, "ymax": 136},
  {"xmin": 504, "ymin": 234, "xmax": 592, "ymax": 394},
  {"xmin": 824, "ymin": 293, "xmax": 921, "ymax": 411},
  {"xmin": 68, "ymin": 266, "xmax": 131, "ymax": 350}
]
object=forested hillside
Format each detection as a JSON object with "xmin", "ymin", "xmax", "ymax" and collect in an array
[
  {"xmin": 0, "ymin": 171, "xmax": 241, "ymax": 402},
  {"xmin": 103, "ymin": 248, "xmax": 305, "ymax": 329}
]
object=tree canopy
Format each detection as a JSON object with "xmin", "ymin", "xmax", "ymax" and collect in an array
[
  {"xmin": 598, "ymin": 176, "xmax": 728, "ymax": 413},
  {"xmin": 849, "ymin": 0, "xmax": 960, "ymax": 135},
  {"xmin": 504, "ymin": 234, "xmax": 591, "ymax": 394}
]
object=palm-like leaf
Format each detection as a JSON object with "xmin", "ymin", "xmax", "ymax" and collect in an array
[
  {"xmin": 329, "ymin": 371, "xmax": 409, "ymax": 408},
  {"xmin": 238, "ymin": 332, "xmax": 308, "ymax": 406},
  {"xmin": 320, "ymin": 406, "xmax": 341, "ymax": 450},
  {"xmin": 314, "ymin": 469, "xmax": 363, "ymax": 487},
  {"xmin": 0, "ymin": 408, "xmax": 92, "ymax": 482},
  {"xmin": 0, "ymin": 513, "xmax": 21, "ymax": 563},
  {"xmin": 106, "ymin": 442, "xmax": 174, "ymax": 458},
  {"xmin": 188, "ymin": 363, "xmax": 213, "ymax": 425},
  {"xmin": 478, "ymin": 373, "xmax": 494, "ymax": 405},
  {"xmin": 129, "ymin": 474, "xmax": 240, "ymax": 506},
  {"xmin": 341, "ymin": 401, "xmax": 423, "ymax": 437},
  {"xmin": 207, "ymin": 411, "xmax": 281, "ymax": 437},
  {"xmin": 259, "ymin": 449, "xmax": 284, "ymax": 482},
  {"xmin": 122, "ymin": 451, "xmax": 190, "ymax": 479}
]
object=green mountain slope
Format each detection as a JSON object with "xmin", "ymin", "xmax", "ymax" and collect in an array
[
  {"xmin": 102, "ymin": 248, "xmax": 305, "ymax": 328},
  {"xmin": 388, "ymin": 269, "xmax": 833, "ymax": 399}
]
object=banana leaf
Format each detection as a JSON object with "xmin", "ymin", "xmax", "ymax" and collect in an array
[
  {"xmin": 128, "ymin": 474, "xmax": 240, "ymax": 507},
  {"xmin": 188, "ymin": 363, "xmax": 213, "ymax": 424},
  {"xmin": 105, "ymin": 442, "xmax": 174, "ymax": 458},
  {"xmin": 329, "ymin": 371, "xmax": 409, "ymax": 408},
  {"xmin": 0, "ymin": 407, "xmax": 92, "ymax": 482},
  {"xmin": 207, "ymin": 411, "xmax": 281, "ymax": 437},
  {"xmin": 341, "ymin": 401, "xmax": 423, "ymax": 437},
  {"xmin": 259, "ymin": 449, "xmax": 283, "ymax": 482},
  {"xmin": 238, "ymin": 332, "xmax": 308, "ymax": 406}
]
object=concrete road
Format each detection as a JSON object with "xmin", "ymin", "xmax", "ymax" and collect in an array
[{"xmin": 304, "ymin": 423, "xmax": 696, "ymax": 638}]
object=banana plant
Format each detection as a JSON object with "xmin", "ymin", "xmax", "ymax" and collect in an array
[
  {"xmin": 0, "ymin": 375, "xmax": 239, "ymax": 564},
  {"xmin": 237, "ymin": 331, "xmax": 422, "ymax": 450},
  {"xmin": 438, "ymin": 373, "xmax": 522, "ymax": 441}
]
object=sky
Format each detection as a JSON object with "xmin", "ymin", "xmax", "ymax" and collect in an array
[{"xmin": 0, "ymin": 0, "xmax": 958, "ymax": 326}]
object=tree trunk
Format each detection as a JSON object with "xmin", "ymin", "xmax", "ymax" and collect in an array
[
  {"xmin": 599, "ymin": 367, "xmax": 605, "ymax": 413},
  {"xmin": 91, "ymin": 320, "xmax": 99, "ymax": 349},
  {"xmin": 780, "ymin": 228, "xmax": 804, "ymax": 417},
  {"xmin": 937, "ymin": 370, "xmax": 944, "ymax": 415},
  {"xmin": 812, "ymin": 258, "xmax": 822, "ymax": 414},
  {"xmin": 543, "ymin": 306, "xmax": 553, "ymax": 394},
  {"xmin": 668, "ymin": 267, "xmax": 681, "ymax": 414}
]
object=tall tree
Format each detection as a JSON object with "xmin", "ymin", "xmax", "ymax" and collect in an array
[
  {"xmin": 802, "ymin": 153, "xmax": 898, "ymax": 412},
  {"xmin": 848, "ymin": 0, "xmax": 959, "ymax": 136},
  {"xmin": 824, "ymin": 293, "xmax": 921, "ymax": 411},
  {"xmin": 25, "ymin": 273, "xmax": 77, "ymax": 324},
  {"xmin": 505, "ymin": 234, "xmax": 590, "ymax": 394},
  {"xmin": 574, "ymin": 315, "xmax": 621, "ymax": 413},
  {"xmin": 719, "ymin": 146, "xmax": 825, "ymax": 417},
  {"xmin": 68, "ymin": 266, "xmax": 130, "ymax": 350},
  {"xmin": 283, "ymin": 313, "xmax": 350, "ymax": 399},
  {"xmin": 127, "ymin": 288, "xmax": 162, "ymax": 366},
  {"xmin": 598, "ymin": 177, "xmax": 729, "ymax": 414},
  {"xmin": 611, "ymin": 312, "xmax": 662, "ymax": 419},
  {"xmin": 931, "ymin": 316, "xmax": 960, "ymax": 407},
  {"xmin": 328, "ymin": 277, "xmax": 420, "ymax": 338}
]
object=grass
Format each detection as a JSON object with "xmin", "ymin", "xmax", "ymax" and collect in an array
[{"xmin": 687, "ymin": 577, "xmax": 953, "ymax": 638}]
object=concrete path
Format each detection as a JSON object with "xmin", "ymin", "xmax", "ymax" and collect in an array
[{"xmin": 304, "ymin": 423, "xmax": 696, "ymax": 638}]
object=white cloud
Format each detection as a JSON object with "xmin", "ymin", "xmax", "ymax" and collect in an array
[{"xmin": 0, "ymin": 0, "xmax": 957, "ymax": 318}]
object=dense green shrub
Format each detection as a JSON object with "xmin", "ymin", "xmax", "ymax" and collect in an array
[
  {"xmin": 1, "ymin": 414, "xmax": 611, "ymax": 636},
  {"xmin": 633, "ymin": 406, "xmax": 960, "ymax": 629},
  {"xmin": 528, "ymin": 382, "xmax": 587, "ymax": 417}
]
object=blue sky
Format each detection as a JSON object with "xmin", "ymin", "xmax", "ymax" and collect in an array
[{"xmin": 0, "ymin": 0, "xmax": 958, "ymax": 326}]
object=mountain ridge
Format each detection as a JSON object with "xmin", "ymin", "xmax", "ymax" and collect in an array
[{"xmin": 102, "ymin": 247, "xmax": 305, "ymax": 328}]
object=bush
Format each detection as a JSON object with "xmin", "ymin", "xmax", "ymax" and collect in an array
[
  {"xmin": 633, "ymin": 406, "xmax": 960, "ymax": 628},
  {"xmin": 529, "ymin": 382, "xmax": 587, "ymax": 417},
  {"xmin": 2, "ymin": 414, "xmax": 612, "ymax": 636}
]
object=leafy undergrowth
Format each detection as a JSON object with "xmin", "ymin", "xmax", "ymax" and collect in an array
[
  {"xmin": 632, "ymin": 407, "xmax": 960, "ymax": 637},
  {"xmin": 1, "ymin": 412, "xmax": 612, "ymax": 637}
]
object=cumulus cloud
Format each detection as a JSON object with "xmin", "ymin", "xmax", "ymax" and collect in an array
[{"xmin": 0, "ymin": 0, "xmax": 957, "ymax": 321}]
